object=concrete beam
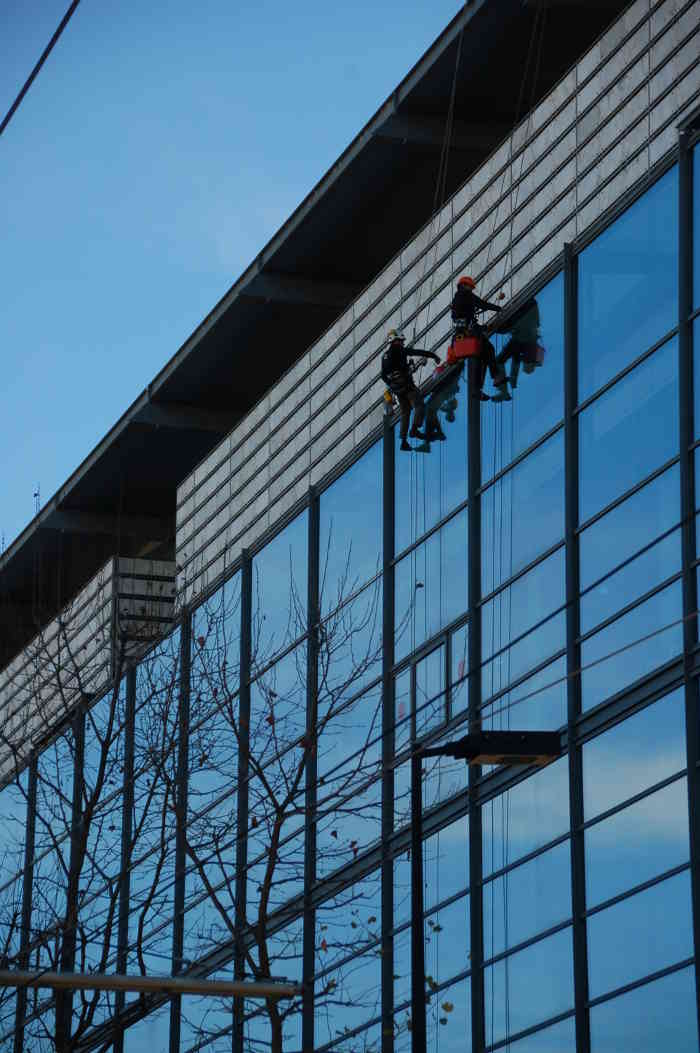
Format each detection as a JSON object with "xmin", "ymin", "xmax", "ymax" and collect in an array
[
  {"xmin": 47, "ymin": 511, "xmax": 171, "ymax": 542},
  {"xmin": 244, "ymin": 272, "xmax": 363, "ymax": 309},
  {"xmin": 376, "ymin": 113, "xmax": 511, "ymax": 153},
  {"xmin": 135, "ymin": 401, "xmax": 237, "ymax": 434}
]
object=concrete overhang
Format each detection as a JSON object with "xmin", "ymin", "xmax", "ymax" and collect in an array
[{"xmin": 0, "ymin": 0, "xmax": 632, "ymax": 669}]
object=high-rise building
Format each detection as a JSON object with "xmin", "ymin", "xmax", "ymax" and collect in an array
[{"xmin": 1, "ymin": 1, "xmax": 699, "ymax": 1049}]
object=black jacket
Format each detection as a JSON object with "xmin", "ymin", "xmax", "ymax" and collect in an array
[
  {"xmin": 451, "ymin": 287, "xmax": 500, "ymax": 327},
  {"xmin": 381, "ymin": 340, "xmax": 439, "ymax": 387}
]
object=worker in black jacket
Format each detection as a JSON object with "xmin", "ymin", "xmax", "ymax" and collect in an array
[
  {"xmin": 451, "ymin": 276, "xmax": 509, "ymax": 401},
  {"xmin": 381, "ymin": 330, "xmax": 440, "ymax": 450}
]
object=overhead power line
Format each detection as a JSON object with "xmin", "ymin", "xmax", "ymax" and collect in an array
[{"xmin": 0, "ymin": 0, "xmax": 82, "ymax": 139}]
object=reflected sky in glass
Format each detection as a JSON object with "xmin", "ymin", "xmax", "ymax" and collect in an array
[
  {"xmin": 590, "ymin": 966, "xmax": 698, "ymax": 1053},
  {"xmin": 578, "ymin": 165, "xmax": 678, "ymax": 402}
]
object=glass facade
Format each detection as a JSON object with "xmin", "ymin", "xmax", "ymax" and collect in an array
[{"xmin": 1, "ymin": 127, "xmax": 699, "ymax": 1053}]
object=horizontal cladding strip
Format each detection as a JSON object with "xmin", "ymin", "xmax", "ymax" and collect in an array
[
  {"xmin": 177, "ymin": 112, "xmax": 687, "ymax": 591},
  {"xmin": 0, "ymin": 598, "xmax": 112, "ymax": 711},
  {"xmin": 178, "ymin": 27, "xmax": 698, "ymax": 551},
  {"xmin": 0, "ymin": 573, "xmax": 114, "ymax": 691},
  {"xmin": 176, "ymin": 0, "xmax": 695, "ymax": 519}
]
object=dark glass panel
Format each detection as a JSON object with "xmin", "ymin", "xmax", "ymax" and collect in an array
[
  {"xmin": 482, "ymin": 430, "xmax": 565, "ymax": 598},
  {"xmin": 314, "ymin": 872, "xmax": 382, "ymax": 1048},
  {"xmin": 590, "ymin": 966, "xmax": 698, "ymax": 1053},
  {"xmin": 690, "ymin": 144, "xmax": 694, "ymax": 307},
  {"xmin": 483, "ymin": 758, "xmax": 569, "ymax": 876},
  {"xmin": 583, "ymin": 689, "xmax": 686, "ymax": 820},
  {"xmin": 395, "ymin": 362, "xmax": 468, "ymax": 556},
  {"xmin": 484, "ymin": 927, "xmax": 574, "ymax": 1047},
  {"xmin": 581, "ymin": 580, "xmax": 683, "ymax": 711},
  {"xmin": 395, "ymin": 508, "xmax": 468, "ymax": 663},
  {"xmin": 252, "ymin": 509, "xmax": 308, "ymax": 667},
  {"xmin": 316, "ymin": 684, "xmax": 382, "ymax": 880},
  {"xmin": 482, "ymin": 547, "xmax": 566, "ymax": 700},
  {"xmin": 585, "ymin": 777, "xmax": 690, "ymax": 910},
  {"xmin": 33, "ymin": 729, "xmax": 75, "ymax": 969},
  {"xmin": 320, "ymin": 440, "xmax": 382, "ymax": 614},
  {"xmin": 483, "ymin": 840, "xmax": 571, "ymax": 960},
  {"xmin": 587, "ymin": 870, "xmax": 694, "ymax": 999},
  {"xmin": 578, "ymin": 165, "xmax": 678, "ymax": 402},
  {"xmin": 579, "ymin": 337, "xmax": 679, "ymax": 524},
  {"xmin": 484, "ymin": 272, "xmax": 565, "ymax": 475},
  {"xmin": 694, "ymin": 318, "xmax": 700, "ymax": 439},
  {"xmin": 579, "ymin": 465, "xmax": 680, "ymax": 628}
]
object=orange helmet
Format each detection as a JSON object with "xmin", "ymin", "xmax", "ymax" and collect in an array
[{"xmin": 457, "ymin": 276, "xmax": 476, "ymax": 289}]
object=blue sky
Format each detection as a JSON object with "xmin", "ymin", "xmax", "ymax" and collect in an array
[{"xmin": 0, "ymin": 0, "xmax": 461, "ymax": 550}]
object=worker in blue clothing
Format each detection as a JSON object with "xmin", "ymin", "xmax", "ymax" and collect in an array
[{"xmin": 381, "ymin": 330, "xmax": 441, "ymax": 450}]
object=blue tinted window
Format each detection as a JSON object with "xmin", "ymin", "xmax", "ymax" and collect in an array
[
  {"xmin": 395, "ymin": 362, "xmax": 468, "ymax": 555},
  {"xmin": 583, "ymin": 689, "xmax": 686, "ymax": 820},
  {"xmin": 581, "ymin": 579, "xmax": 683, "ymax": 710},
  {"xmin": 482, "ymin": 429, "xmax": 565, "ymax": 597},
  {"xmin": 587, "ymin": 870, "xmax": 694, "ymax": 999},
  {"xmin": 123, "ymin": 1007, "xmax": 171, "ymax": 1049},
  {"xmin": 484, "ymin": 841, "xmax": 571, "ymax": 960},
  {"xmin": 505, "ymin": 1016, "xmax": 576, "ymax": 1052},
  {"xmin": 252, "ymin": 510, "xmax": 308, "ymax": 665},
  {"xmin": 483, "ymin": 758, "xmax": 569, "ymax": 875},
  {"xmin": 482, "ymin": 547, "xmax": 566, "ymax": 698},
  {"xmin": 485, "ymin": 927, "xmax": 574, "ymax": 1046},
  {"xmin": 590, "ymin": 966, "xmax": 698, "ymax": 1053},
  {"xmin": 395, "ymin": 508, "xmax": 468, "ymax": 663},
  {"xmin": 579, "ymin": 166, "xmax": 678, "ymax": 402},
  {"xmin": 585, "ymin": 777, "xmax": 690, "ymax": 909},
  {"xmin": 579, "ymin": 337, "xmax": 679, "ymax": 524},
  {"xmin": 576, "ymin": 467, "xmax": 677, "ymax": 602},
  {"xmin": 693, "ymin": 318, "xmax": 700, "ymax": 440},
  {"xmin": 320, "ymin": 441, "xmax": 382, "ymax": 615},
  {"xmin": 483, "ymin": 654, "xmax": 567, "ymax": 734},
  {"xmin": 484, "ymin": 273, "xmax": 565, "ymax": 475},
  {"xmin": 319, "ymin": 580, "xmax": 382, "ymax": 705},
  {"xmin": 0, "ymin": 773, "xmax": 26, "ymax": 890}
]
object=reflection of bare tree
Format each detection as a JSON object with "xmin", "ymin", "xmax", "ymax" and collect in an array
[
  {"xmin": 0, "ymin": 535, "xmax": 386, "ymax": 1052},
  {"xmin": 177, "ymin": 541, "xmax": 383, "ymax": 1052}
]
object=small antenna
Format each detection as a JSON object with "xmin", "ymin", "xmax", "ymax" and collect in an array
[
  {"xmin": 33, "ymin": 483, "xmax": 40, "ymax": 516},
  {"xmin": 1, "ymin": 531, "xmax": 4, "ymax": 554}
]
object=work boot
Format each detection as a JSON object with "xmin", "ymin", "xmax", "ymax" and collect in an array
[
  {"xmin": 471, "ymin": 390, "xmax": 490, "ymax": 401},
  {"xmin": 400, "ymin": 439, "xmax": 413, "ymax": 452},
  {"xmin": 492, "ymin": 385, "xmax": 512, "ymax": 402},
  {"xmin": 409, "ymin": 428, "xmax": 426, "ymax": 440}
]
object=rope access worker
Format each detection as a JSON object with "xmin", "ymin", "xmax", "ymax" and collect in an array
[
  {"xmin": 451, "ymin": 276, "xmax": 510, "ymax": 401},
  {"xmin": 381, "ymin": 330, "xmax": 441, "ymax": 451}
]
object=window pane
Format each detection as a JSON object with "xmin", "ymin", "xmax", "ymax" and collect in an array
[
  {"xmin": 585, "ymin": 777, "xmax": 690, "ymax": 909},
  {"xmin": 415, "ymin": 644, "xmax": 446, "ymax": 737},
  {"xmin": 579, "ymin": 337, "xmax": 679, "ymax": 523},
  {"xmin": 320, "ymin": 441, "xmax": 382, "ymax": 613},
  {"xmin": 483, "ymin": 757, "xmax": 569, "ymax": 876},
  {"xmin": 590, "ymin": 966, "xmax": 698, "ymax": 1053},
  {"xmin": 503, "ymin": 1016, "xmax": 577, "ymax": 1052},
  {"xmin": 581, "ymin": 580, "xmax": 683, "ymax": 711},
  {"xmin": 451, "ymin": 621, "xmax": 469, "ymax": 717},
  {"xmin": 395, "ymin": 362, "xmax": 468, "ymax": 556},
  {"xmin": 482, "ymin": 430, "xmax": 565, "ymax": 597},
  {"xmin": 583, "ymin": 689, "xmax": 686, "ymax": 820},
  {"xmin": 320, "ymin": 580, "xmax": 382, "ymax": 706},
  {"xmin": 483, "ymin": 654, "xmax": 567, "ymax": 734},
  {"xmin": 252, "ymin": 510, "xmax": 308, "ymax": 665},
  {"xmin": 693, "ymin": 318, "xmax": 700, "ymax": 438},
  {"xmin": 484, "ymin": 272, "xmax": 565, "ymax": 474},
  {"xmin": 587, "ymin": 870, "xmax": 694, "ymax": 999},
  {"xmin": 482, "ymin": 547, "xmax": 566, "ymax": 699},
  {"xmin": 395, "ymin": 508, "xmax": 468, "ymax": 663},
  {"xmin": 485, "ymin": 927, "xmax": 574, "ymax": 1047},
  {"xmin": 578, "ymin": 166, "xmax": 678, "ymax": 402},
  {"xmin": 579, "ymin": 465, "xmax": 680, "ymax": 628},
  {"xmin": 484, "ymin": 840, "xmax": 571, "ymax": 960}
]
